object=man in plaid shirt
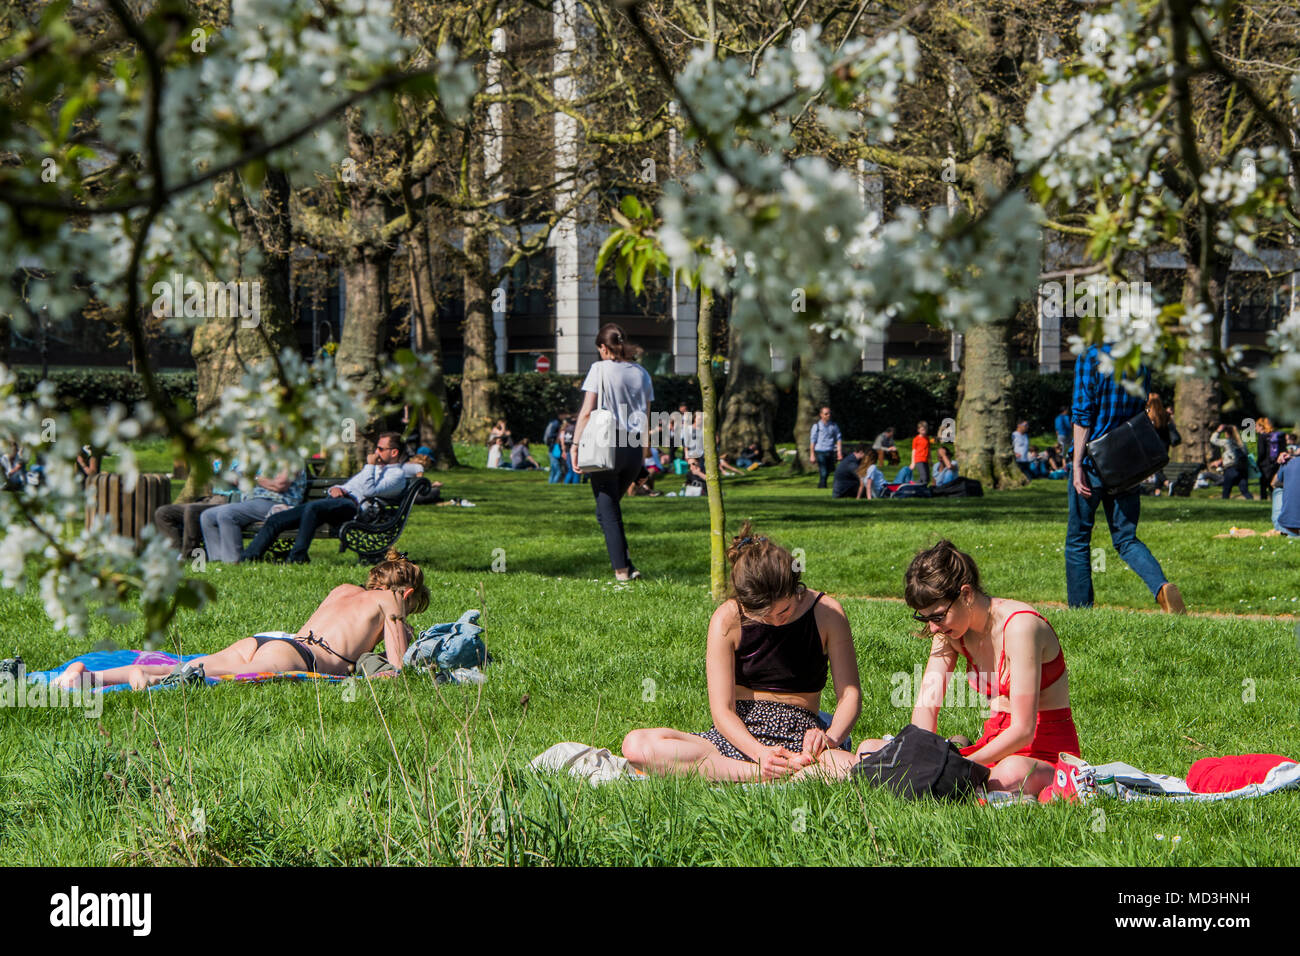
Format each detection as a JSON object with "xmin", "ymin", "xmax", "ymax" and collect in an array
[{"xmin": 1067, "ymin": 344, "xmax": 1184, "ymax": 612}]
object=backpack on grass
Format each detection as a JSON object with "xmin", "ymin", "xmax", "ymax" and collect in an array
[
  {"xmin": 852, "ymin": 724, "xmax": 989, "ymax": 800},
  {"xmin": 931, "ymin": 478, "xmax": 983, "ymax": 497}
]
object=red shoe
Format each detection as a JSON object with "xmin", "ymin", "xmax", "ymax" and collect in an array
[{"xmin": 1038, "ymin": 753, "xmax": 1095, "ymax": 804}]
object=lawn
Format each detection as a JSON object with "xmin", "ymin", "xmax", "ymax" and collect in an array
[{"xmin": 0, "ymin": 448, "xmax": 1296, "ymax": 865}]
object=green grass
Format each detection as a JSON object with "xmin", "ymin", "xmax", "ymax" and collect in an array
[{"xmin": 1, "ymin": 448, "xmax": 1297, "ymax": 865}]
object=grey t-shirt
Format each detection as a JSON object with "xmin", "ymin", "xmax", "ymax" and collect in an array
[{"xmin": 581, "ymin": 360, "xmax": 654, "ymax": 436}]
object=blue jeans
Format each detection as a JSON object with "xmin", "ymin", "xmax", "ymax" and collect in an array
[
  {"xmin": 1273, "ymin": 491, "xmax": 1300, "ymax": 536},
  {"xmin": 200, "ymin": 497, "xmax": 275, "ymax": 563},
  {"xmin": 1066, "ymin": 462, "xmax": 1168, "ymax": 607},
  {"xmin": 241, "ymin": 496, "xmax": 359, "ymax": 562},
  {"xmin": 815, "ymin": 451, "xmax": 834, "ymax": 488},
  {"xmin": 548, "ymin": 446, "xmax": 567, "ymax": 483}
]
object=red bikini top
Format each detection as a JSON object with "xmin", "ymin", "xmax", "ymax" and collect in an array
[{"xmin": 957, "ymin": 609, "xmax": 1066, "ymax": 699}]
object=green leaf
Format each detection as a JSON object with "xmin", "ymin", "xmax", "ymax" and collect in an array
[
  {"xmin": 630, "ymin": 255, "xmax": 648, "ymax": 295},
  {"xmin": 57, "ymin": 96, "xmax": 83, "ymax": 142},
  {"xmin": 242, "ymin": 159, "xmax": 267, "ymax": 191},
  {"xmin": 595, "ymin": 231, "xmax": 622, "ymax": 278},
  {"xmin": 619, "ymin": 194, "xmax": 643, "ymax": 221}
]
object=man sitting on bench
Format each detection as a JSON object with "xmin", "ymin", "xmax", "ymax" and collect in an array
[{"xmin": 240, "ymin": 432, "xmax": 408, "ymax": 565}]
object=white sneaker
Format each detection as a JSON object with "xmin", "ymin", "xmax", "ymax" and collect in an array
[{"xmin": 459, "ymin": 500, "xmax": 476, "ymax": 508}]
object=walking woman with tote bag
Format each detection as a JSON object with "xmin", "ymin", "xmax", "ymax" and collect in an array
[{"xmin": 571, "ymin": 323, "xmax": 654, "ymax": 582}]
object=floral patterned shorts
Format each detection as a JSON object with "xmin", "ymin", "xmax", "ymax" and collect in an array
[{"xmin": 694, "ymin": 699, "xmax": 849, "ymax": 762}]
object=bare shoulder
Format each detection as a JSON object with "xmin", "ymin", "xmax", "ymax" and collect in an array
[
  {"xmin": 813, "ymin": 592, "xmax": 847, "ymax": 621},
  {"xmin": 708, "ymin": 599, "xmax": 742, "ymax": 644},
  {"xmin": 994, "ymin": 597, "xmax": 1053, "ymax": 646}
]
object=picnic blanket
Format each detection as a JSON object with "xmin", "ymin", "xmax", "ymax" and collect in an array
[
  {"xmin": 1087, "ymin": 757, "xmax": 1300, "ymax": 803},
  {"xmin": 28, "ymin": 649, "xmax": 371, "ymax": 692}
]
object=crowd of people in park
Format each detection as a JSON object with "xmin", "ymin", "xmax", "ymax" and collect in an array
[{"xmin": 23, "ymin": 320, "xmax": 1300, "ymax": 801}]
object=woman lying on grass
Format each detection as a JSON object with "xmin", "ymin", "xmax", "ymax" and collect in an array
[
  {"xmin": 622, "ymin": 522, "xmax": 862, "ymax": 782},
  {"xmin": 805, "ymin": 540, "xmax": 1080, "ymax": 796},
  {"xmin": 56, "ymin": 550, "xmax": 430, "ymax": 691}
]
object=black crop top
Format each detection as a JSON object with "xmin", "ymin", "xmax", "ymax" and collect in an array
[{"xmin": 734, "ymin": 591, "xmax": 828, "ymax": 693}]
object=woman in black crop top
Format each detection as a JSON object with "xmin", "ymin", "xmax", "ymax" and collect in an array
[{"xmin": 622, "ymin": 522, "xmax": 862, "ymax": 782}]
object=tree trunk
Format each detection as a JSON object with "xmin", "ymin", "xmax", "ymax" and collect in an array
[
  {"xmin": 719, "ymin": 320, "xmax": 779, "ymax": 463},
  {"xmin": 408, "ymin": 221, "xmax": 458, "ymax": 469},
  {"xmin": 182, "ymin": 170, "xmax": 296, "ymax": 502},
  {"xmin": 791, "ymin": 330, "xmax": 832, "ymax": 473},
  {"xmin": 335, "ymin": 246, "xmax": 392, "ymax": 469},
  {"xmin": 452, "ymin": 216, "xmax": 503, "ymax": 445},
  {"xmin": 955, "ymin": 319, "xmax": 1027, "ymax": 489},
  {"xmin": 1171, "ymin": 263, "xmax": 1226, "ymax": 465},
  {"xmin": 698, "ymin": 287, "xmax": 726, "ymax": 600}
]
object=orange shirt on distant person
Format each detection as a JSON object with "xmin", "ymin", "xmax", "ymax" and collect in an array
[{"xmin": 912, "ymin": 434, "xmax": 930, "ymax": 466}]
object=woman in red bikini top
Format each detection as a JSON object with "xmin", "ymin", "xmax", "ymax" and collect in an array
[{"xmin": 864, "ymin": 539, "xmax": 1081, "ymax": 797}]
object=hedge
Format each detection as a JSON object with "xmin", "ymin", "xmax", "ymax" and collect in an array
[
  {"xmin": 13, "ymin": 366, "xmax": 1267, "ymax": 444},
  {"xmin": 14, "ymin": 369, "xmax": 198, "ymax": 412}
]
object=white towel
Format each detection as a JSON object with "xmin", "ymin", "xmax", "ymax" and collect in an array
[{"xmin": 530, "ymin": 742, "xmax": 647, "ymax": 786}]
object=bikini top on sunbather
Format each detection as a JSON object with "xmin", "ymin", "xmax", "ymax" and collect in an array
[
  {"xmin": 734, "ymin": 591, "xmax": 828, "ymax": 694},
  {"xmin": 957, "ymin": 609, "xmax": 1066, "ymax": 699}
]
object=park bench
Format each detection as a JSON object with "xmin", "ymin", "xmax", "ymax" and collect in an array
[
  {"xmin": 240, "ymin": 475, "xmax": 431, "ymax": 564},
  {"xmin": 1161, "ymin": 461, "xmax": 1202, "ymax": 497}
]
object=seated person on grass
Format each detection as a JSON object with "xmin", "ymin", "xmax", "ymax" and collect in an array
[
  {"xmin": 934, "ymin": 446, "xmax": 959, "ymax": 487},
  {"xmin": 509, "ymin": 437, "xmax": 541, "ymax": 470},
  {"xmin": 857, "ymin": 449, "xmax": 887, "ymax": 499},
  {"xmin": 56, "ymin": 550, "xmax": 430, "ymax": 691},
  {"xmin": 682, "ymin": 456, "xmax": 708, "ymax": 495},
  {"xmin": 832, "ymin": 445, "xmax": 867, "ymax": 498},
  {"xmin": 801, "ymin": 540, "xmax": 1080, "ymax": 796},
  {"xmin": 621, "ymin": 522, "xmax": 861, "ymax": 782},
  {"xmin": 240, "ymin": 432, "xmax": 407, "ymax": 564}
]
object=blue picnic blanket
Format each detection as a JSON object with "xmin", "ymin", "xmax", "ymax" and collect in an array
[{"xmin": 28, "ymin": 650, "xmax": 204, "ymax": 693}]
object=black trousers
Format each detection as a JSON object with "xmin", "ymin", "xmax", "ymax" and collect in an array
[
  {"xmin": 589, "ymin": 445, "xmax": 644, "ymax": 571},
  {"xmin": 154, "ymin": 501, "xmax": 221, "ymax": 556}
]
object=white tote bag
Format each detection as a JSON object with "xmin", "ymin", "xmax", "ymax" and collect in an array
[{"xmin": 577, "ymin": 362, "xmax": 617, "ymax": 472}]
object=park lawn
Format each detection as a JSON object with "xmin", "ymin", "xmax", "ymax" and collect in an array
[{"xmin": 0, "ymin": 451, "xmax": 1296, "ymax": 865}]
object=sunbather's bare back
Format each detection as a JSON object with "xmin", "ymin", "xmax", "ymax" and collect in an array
[{"xmin": 295, "ymin": 584, "xmax": 413, "ymax": 674}]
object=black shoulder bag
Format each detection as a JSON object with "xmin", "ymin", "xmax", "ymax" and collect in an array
[
  {"xmin": 1084, "ymin": 411, "xmax": 1169, "ymax": 495},
  {"xmin": 852, "ymin": 724, "xmax": 989, "ymax": 800}
]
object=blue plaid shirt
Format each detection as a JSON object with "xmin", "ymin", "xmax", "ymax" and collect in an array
[
  {"xmin": 1071, "ymin": 345, "xmax": 1150, "ymax": 443},
  {"xmin": 250, "ymin": 469, "xmax": 308, "ymax": 507},
  {"xmin": 810, "ymin": 421, "xmax": 841, "ymax": 452}
]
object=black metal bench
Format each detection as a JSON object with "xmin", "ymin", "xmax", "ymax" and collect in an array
[{"xmin": 241, "ymin": 476, "xmax": 431, "ymax": 564}]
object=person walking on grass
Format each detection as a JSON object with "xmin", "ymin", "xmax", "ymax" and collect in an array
[
  {"xmin": 808, "ymin": 406, "xmax": 842, "ymax": 489},
  {"xmin": 1013, "ymin": 420, "xmax": 1033, "ymax": 479},
  {"xmin": 1210, "ymin": 424, "xmax": 1254, "ymax": 500},
  {"xmin": 570, "ymin": 323, "xmax": 653, "ymax": 582},
  {"xmin": 1257, "ymin": 417, "xmax": 1284, "ymax": 500},
  {"xmin": 621, "ymin": 521, "xmax": 861, "ymax": 782},
  {"xmin": 1067, "ymin": 344, "xmax": 1183, "ymax": 613}
]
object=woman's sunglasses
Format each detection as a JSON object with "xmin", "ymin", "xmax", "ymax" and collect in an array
[{"xmin": 912, "ymin": 601, "xmax": 953, "ymax": 624}]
